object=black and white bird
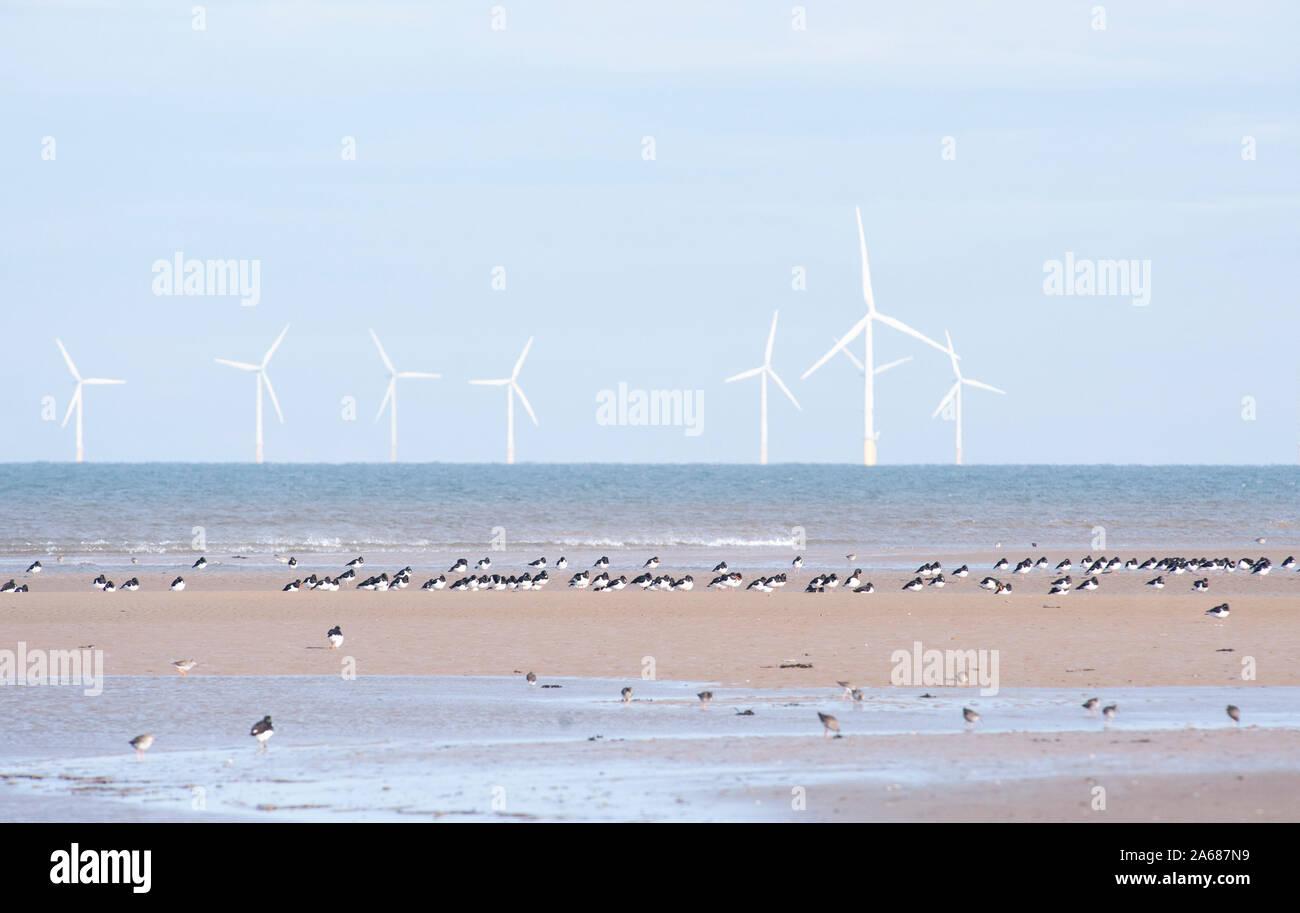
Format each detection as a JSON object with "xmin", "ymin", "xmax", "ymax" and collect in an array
[
  {"xmin": 327, "ymin": 625, "xmax": 344, "ymax": 649},
  {"xmin": 1146, "ymin": 576, "xmax": 1165, "ymax": 589},
  {"xmin": 0, "ymin": 579, "xmax": 15, "ymax": 593},
  {"xmin": 528, "ymin": 557, "xmax": 547, "ymax": 568},
  {"xmin": 791, "ymin": 556, "xmax": 803, "ymax": 569},
  {"xmin": 902, "ymin": 577, "xmax": 924, "ymax": 592},
  {"xmin": 92, "ymin": 574, "xmax": 107, "ymax": 590},
  {"xmin": 1192, "ymin": 578, "xmax": 1209, "ymax": 592},
  {"xmin": 25, "ymin": 561, "xmax": 41, "ymax": 574},
  {"xmin": 817, "ymin": 712, "xmax": 840, "ymax": 739},
  {"xmin": 555, "ymin": 557, "xmax": 568, "ymax": 569},
  {"xmin": 995, "ymin": 581, "xmax": 1013, "ymax": 594},
  {"xmin": 857, "ymin": 581, "xmax": 875, "ymax": 594},
  {"xmin": 711, "ymin": 561, "xmax": 729, "ymax": 573},
  {"xmin": 282, "ymin": 579, "xmax": 301, "ymax": 592},
  {"xmin": 952, "ymin": 565, "xmax": 969, "ymax": 578},
  {"xmin": 979, "ymin": 576, "xmax": 1000, "ymax": 591},
  {"xmin": 476, "ymin": 557, "xmax": 492, "ymax": 570},
  {"xmin": 250, "ymin": 715, "xmax": 275, "ymax": 751},
  {"xmin": 993, "ymin": 558, "xmax": 1009, "ymax": 571},
  {"xmin": 844, "ymin": 569, "xmax": 863, "ymax": 591},
  {"xmin": 192, "ymin": 556, "xmax": 208, "ymax": 570},
  {"xmin": 1078, "ymin": 577, "xmax": 1099, "ymax": 591},
  {"xmin": 928, "ymin": 574, "xmax": 946, "ymax": 588},
  {"xmin": 593, "ymin": 556, "xmax": 610, "ymax": 569},
  {"xmin": 1250, "ymin": 558, "xmax": 1271, "ymax": 576},
  {"xmin": 1055, "ymin": 559, "xmax": 1072, "ymax": 572},
  {"xmin": 1206, "ymin": 603, "xmax": 1230, "ymax": 618},
  {"xmin": 421, "ymin": 575, "xmax": 447, "ymax": 591},
  {"xmin": 346, "ymin": 556, "xmax": 365, "ymax": 568},
  {"xmin": 102, "ymin": 580, "xmax": 116, "ymax": 593},
  {"xmin": 170, "ymin": 577, "xmax": 186, "ymax": 591},
  {"xmin": 642, "ymin": 556, "xmax": 660, "ymax": 570},
  {"xmin": 449, "ymin": 558, "xmax": 469, "ymax": 573},
  {"xmin": 122, "ymin": 578, "xmax": 140, "ymax": 591}
]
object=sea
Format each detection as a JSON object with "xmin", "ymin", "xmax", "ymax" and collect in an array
[{"xmin": 0, "ymin": 463, "xmax": 1296, "ymax": 572}]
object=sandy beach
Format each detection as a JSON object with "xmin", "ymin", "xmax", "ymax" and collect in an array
[{"xmin": 4, "ymin": 558, "xmax": 1297, "ymax": 689}]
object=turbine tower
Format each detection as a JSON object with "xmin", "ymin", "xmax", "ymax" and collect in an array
[
  {"xmin": 801, "ymin": 206, "xmax": 954, "ymax": 465},
  {"xmin": 55, "ymin": 339, "xmax": 125, "ymax": 462},
  {"xmin": 370, "ymin": 328, "xmax": 440, "ymax": 463},
  {"xmin": 725, "ymin": 309, "xmax": 801, "ymax": 464},
  {"xmin": 214, "ymin": 323, "xmax": 289, "ymax": 464},
  {"xmin": 469, "ymin": 337, "xmax": 537, "ymax": 464},
  {"xmin": 930, "ymin": 330, "xmax": 1005, "ymax": 465}
]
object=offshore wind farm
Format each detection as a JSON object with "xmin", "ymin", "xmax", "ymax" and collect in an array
[{"xmin": 2, "ymin": 1, "xmax": 1297, "ymax": 835}]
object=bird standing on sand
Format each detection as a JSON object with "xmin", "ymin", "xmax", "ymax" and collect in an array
[
  {"xmin": 1082, "ymin": 697, "xmax": 1099, "ymax": 716},
  {"xmin": 129, "ymin": 734, "xmax": 154, "ymax": 760},
  {"xmin": 818, "ymin": 712, "xmax": 840, "ymax": 739},
  {"xmin": 1206, "ymin": 603, "xmax": 1230, "ymax": 618},
  {"xmin": 327, "ymin": 626, "xmax": 344, "ymax": 649},
  {"xmin": 171, "ymin": 659, "xmax": 198, "ymax": 677},
  {"xmin": 697, "ymin": 691, "xmax": 713, "ymax": 709},
  {"xmin": 525, "ymin": 671, "xmax": 537, "ymax": 687},
  {"xmin": 26, "ymin": 561, "xmax": 41, "ymax": 574},
  {"xmin": 170, "ymin": 576, "xmax": 186, "ymax": 591},
  {"xmin": 621, "ymin": 687, "xmax": 633, "ymax": 705},
  {"xmin": 192, "ymin": 556, "xmax": 207, "ymax": 570},
  {"xmin": 1226, "ymin": 705, "xmax": 1240, "ymax": 726},
  {"xmin": 792, "ymin": 556, "xmax": 803, "ymax": 568},
  {"xmin": 963, "ymin": 707, "xmax": 981, "ymax": 730},
  {"xmin": 250, "ymin": 715, "xmax": 274, "ymax": 752},
  {"xmin": 1102, "ymin": 704, "xmax": 1117, "ymax": 727}
]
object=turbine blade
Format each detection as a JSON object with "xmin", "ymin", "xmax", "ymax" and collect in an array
[
  {"xmin": 802, "ymin": 315, "xmax": 869, "ymax": 380},
  {"xmin": 261, "ymin": 323, "xmax": 290, "ymax": 367},
  {"xmin": 963, "ymin": 378, "xmax": 1006, "ymax": 395},
  {"xmin": 944, "ymin": 329, "xmax": 961, "ymax": 378},
  {"xmin": 262, "ymin": 372, "xmax": 285, "ymax": 423},
  {"xmin": 374, "ymin": 379, "xmax": 395, "ymax": 422},
  {"xmin": 725, "ymin": 366, "xmax": 765, "ymax": 383},
  {"xmin": 767, "ymin": 368, "xmax": 801, "ymax": 411},
  {"xmin": 512, "ymin": 336, "xmax": 534, "ymax": 380},
  {"xmin": 397, "ymin": 371, "xmax": 440, "ymax": 379},
  {"xmin": 469, "ymin": 378, "xmax": 510, "ymax": 386},
  {"xmin": 370, "ymin": 328, "xmax": 396, "ymax": 375},
  {"xmin": 55, "ymin": 339, "xmax": 81, "ymax": 381},
  {"xmin": 855, "ymin": 205, "xmax": 877, "ymax": 315},
  {"xmin": 215, "ymin": 358, "xmax": 259, "ymax": 371},
  {"xmin": 61, "ymin": 384, "xmax": 82, "ymax": 427},
  {"xmin": 838, "ymin": 345, "xmax": 866, "ymax": 374},
  {"xmin": 874, "ymin": 312, "xmax": 952, "ymax": 357},
  {"xmin": 513, "ymin": 383, "xmax": 539, "ymax": 425},
  {"xmin": 764, "ymin": 310, "xmax": 779, "ymax": 364},
  {"xmin": 931, "ymin": 382, "xmax": 960, "ymax": 420},
  {"xmin": 873, "ymin": 355, "xmax": 912, "ymax": 376}
]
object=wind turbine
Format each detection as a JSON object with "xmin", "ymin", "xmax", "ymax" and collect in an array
[
  {"xmin": 55, "ymin": 339, "xmax": 125, "ymax": 462},
  {"xmin": 801, "ymin": 206, "xmax": 954, "ymax": 465},
  {"xmin": 370, "ymin": 328, "xmax": 440, "ymax": 463},
  {"xmin": 214, "ymin": 324, "xmax": 289, "ymax": 464},
  {"xmin": 930, "ymin": 330, "xmax": 1005, "ymax": 465},
  {"xmin": 469, "ymin": 337, "xmax": 537, "ymax": 464},
  {"xmin": 725, "ymin": 310, "xmax": 801, "ymax": 464}
]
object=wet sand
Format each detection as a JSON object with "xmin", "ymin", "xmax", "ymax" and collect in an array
[{"xmin": 3, "ymin": 561, "xmax": 1297, "ymax": 689}]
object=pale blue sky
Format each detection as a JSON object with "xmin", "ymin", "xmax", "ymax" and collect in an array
[{"xmin": 2, "ymin": 1, "xmax": 1297, "ymax": 463}]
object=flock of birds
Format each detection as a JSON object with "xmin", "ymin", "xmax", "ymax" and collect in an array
[
  {"xmin": 2, "ymin": 549, "xmax": 1287, "ymax": 623},
  {"xmin": 3, "ymin": 544, "xmax": 1277, "ymax": 759}
]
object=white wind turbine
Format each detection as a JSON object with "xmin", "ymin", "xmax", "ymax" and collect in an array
[
  {"xmin": 370, "ymin": 328, "xmax": 440, "ymax": 463},
  {"xmin": 469, "ymin": 337, "xmax": 537, "ymax": 464},
  {"xmin": 55, "ymin": 339, "xmax": 125, "ymax": 463},
  {"xmin": 214, "ymin": 323, "xmax": 289, "ymax": 464},
  {"xmin": 725, "ymin": 309, "xmax": 801, "ymax": 464},
  {"xmin": 802, "ymin": 206, "xmax": 954, "ymax": 465},
  {"xmin": 930, "ymin": 330, "xmax": 1005, "ymax": 465}
]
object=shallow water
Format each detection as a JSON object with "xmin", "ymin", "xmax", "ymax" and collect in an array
[{"xmin": 1, "ymin": 676, "xmax": 1294, "ymax": 822}]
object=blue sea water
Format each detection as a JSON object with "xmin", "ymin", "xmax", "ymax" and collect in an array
[{"xmin": 0, "ymin": 463, "xmax": 1296, "ymax": 569}]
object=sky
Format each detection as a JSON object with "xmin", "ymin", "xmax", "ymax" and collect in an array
[{"xmin": 2, "ymin": 0, "xmax": 1297, "ymax": 464}]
